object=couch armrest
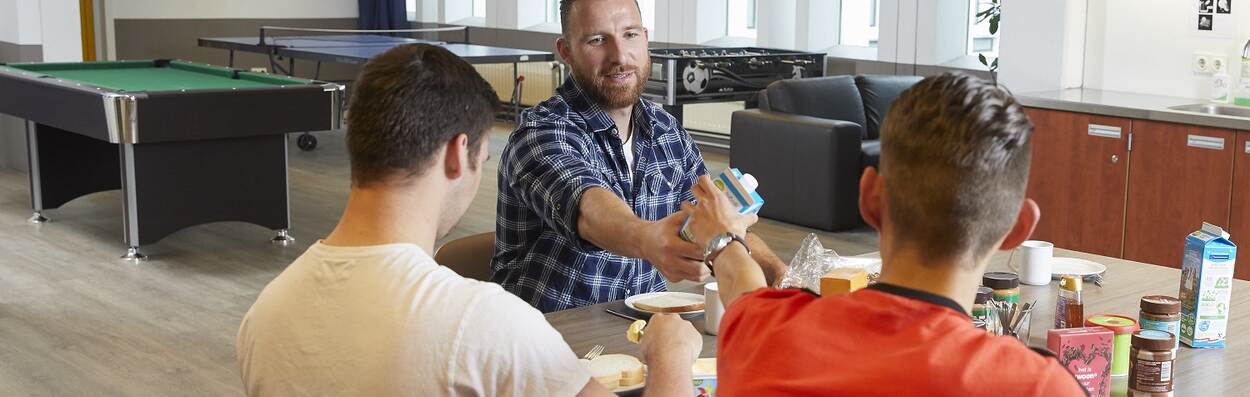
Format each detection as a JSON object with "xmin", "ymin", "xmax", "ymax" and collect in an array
[{"xmin": 729, "ymin": 109, "xmax": 866, "ymax": 231}]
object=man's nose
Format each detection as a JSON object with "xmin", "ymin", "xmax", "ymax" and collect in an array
[{"xmin": 604, "ymin": 37, "xmax": 629, "ymax": 66}]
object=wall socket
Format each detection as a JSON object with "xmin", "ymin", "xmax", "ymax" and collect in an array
[
  {"xmin": 1194, "ymin": 52, "xmax": 1228, "ymax": 74},
  {"xmin": 1212, "ymin": 56, "xmax": 1228, "ymax": 73},
  {"xmin": 1195, "ymin": 53, "xmax": 1212, "ymax": 73}
]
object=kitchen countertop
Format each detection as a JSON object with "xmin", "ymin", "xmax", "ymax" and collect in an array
[{"xmin": 1018, "ymin": 88, "xmax": 1250, "ymax": 131}]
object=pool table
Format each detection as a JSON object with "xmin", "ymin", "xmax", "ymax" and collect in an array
[{"xmin": 0, "ymin": 59, "xmax": 343, "ymax": 260}]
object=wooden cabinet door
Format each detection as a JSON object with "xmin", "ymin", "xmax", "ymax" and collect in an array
[
  {"xmin": 1228, "ymin": 132, "xmax": 1250, "ymax": 280},
  {"xmin": 1024, "ymin": 108, "xmax": 1130, "ymax": 257},
  {"xmin": 1124, "ymin": 120, "xmax": 1234, "ymax": 268}
]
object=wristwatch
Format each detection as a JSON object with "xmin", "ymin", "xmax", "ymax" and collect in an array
[{"xmin": 703, "ymin": 232, "xmax": 750, "ymax": 276}]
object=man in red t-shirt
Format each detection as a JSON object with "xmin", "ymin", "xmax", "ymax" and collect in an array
[{"xmin": 681, "ymin": 72, "xmax": 1088, "ymax": 396}]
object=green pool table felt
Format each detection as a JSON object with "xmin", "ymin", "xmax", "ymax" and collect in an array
[{"xmin": 5, "ymin": 60, "xmax": 309, "ymax": 92}]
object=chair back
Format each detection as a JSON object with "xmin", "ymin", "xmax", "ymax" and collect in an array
[{"xmin": 433, "ymin": 232, "xmax": 495, "ymax": 281}]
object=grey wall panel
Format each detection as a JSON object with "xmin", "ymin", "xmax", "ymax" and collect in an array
[{"xmin": 1, "ymin": 40, "xmax": 41, "ymax": 171}]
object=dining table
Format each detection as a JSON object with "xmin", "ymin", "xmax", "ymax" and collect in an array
[{"xmin": 544, "ymin": 247, "xmax": 1250, "ymax": 396}]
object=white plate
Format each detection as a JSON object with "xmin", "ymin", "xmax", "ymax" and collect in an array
[
  {"xmin": 1050, "ymin": 257, "xmax": 1107, "ymax": 276},
  {"xmin": 614, "ymin": 381, "xmax": 644, "ymax": 394},
  {"xmin": 624, "ymin": 292, "xmax": 705, "ymax": 315}
]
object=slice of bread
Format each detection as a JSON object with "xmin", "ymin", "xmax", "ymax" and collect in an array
[
  {"xmin": 633, "ymin": 293, "xmax": 704, "ymax": 313},
  {"xmin": 586, "ymin": 354, "xmax": 645, "ymax": 388}
]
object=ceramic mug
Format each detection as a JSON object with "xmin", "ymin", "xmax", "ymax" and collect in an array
[
  {"xmin": 704, "ymin": 282, "xmax": 723, "ymax": 335},
  {"xmin": 1018, "ymin": 240, "xmax": 1054, "ymax": 285}
]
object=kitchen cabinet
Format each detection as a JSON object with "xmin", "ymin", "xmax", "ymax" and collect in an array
[
  {"xmin": 1023, "ymin": 108, "xmax": 1130, "ymax": 258},
  {"xmin": 1122, "ymin": 120, "xmax": 1234, "ymax": 269},
  {"xmin": 1228, "ymin": 133, "xmax": 1250, "ymax": 280}
]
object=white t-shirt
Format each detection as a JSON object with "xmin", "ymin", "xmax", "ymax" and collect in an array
[
  {"xmin": 622, "ymin": 129, "xmax": 636, "ymax": 173},
  {"xmin": 236, "ymin": 242, "xmax": 591, "ymax": 396}
]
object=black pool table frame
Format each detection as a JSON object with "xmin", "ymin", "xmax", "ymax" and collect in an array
[{"xmin": 0, "ymin": 60, "xmax": 344, "ymax": 260}]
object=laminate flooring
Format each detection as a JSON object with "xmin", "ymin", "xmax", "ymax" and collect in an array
[{"xmin": 0, "ymin": 124, "xmax": 877, "ymax": 395}]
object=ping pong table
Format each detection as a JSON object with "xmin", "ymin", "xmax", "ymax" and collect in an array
[
  {"xmin": 198, "ymin": 34, "xmax": 555, "ymax": 72},
  {"xmin": 199, "ymin": 28, "xmax": 561, "ymax": 150}
]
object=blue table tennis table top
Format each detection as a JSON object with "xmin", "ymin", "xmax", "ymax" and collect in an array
[{"xmin": 198, "ymin": 34, "xmax": 555, "ymax": 65}]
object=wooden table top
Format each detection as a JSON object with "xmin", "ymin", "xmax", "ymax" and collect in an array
[{"xmin": 545, "ymin": 248, "xmax": 1250, "ymax": 396}]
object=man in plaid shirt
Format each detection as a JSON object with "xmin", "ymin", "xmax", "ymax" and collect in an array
[{"xmin": 492, "ymin": 0, "xmax": 786, "ymax": 313}]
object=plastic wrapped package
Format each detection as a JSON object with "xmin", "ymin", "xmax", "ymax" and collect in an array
[{"xmin": 779, "ymin": 234, "xmax": 882, "ymax": 294}]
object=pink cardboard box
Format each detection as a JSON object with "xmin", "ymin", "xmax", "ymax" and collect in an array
[{"xmin": 1047, "ymin": 327, "xmax": 1114, "ymax": 397}]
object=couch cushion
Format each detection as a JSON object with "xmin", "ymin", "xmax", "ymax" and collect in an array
[
  {"xmin": 855, "ymin": 75, "xmax": 923, "ymax": 140},
  {"xmin": 861, "ymin": 140, "xmax": 881, "ymax": 169},
  {"xmin": 764, "ymin": 75, "xmax": 867, "ymax": 133}
]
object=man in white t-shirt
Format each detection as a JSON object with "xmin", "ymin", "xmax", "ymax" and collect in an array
[{"xmin": 236, "ymin": 43, "xmax": 703, "ymax": 396}]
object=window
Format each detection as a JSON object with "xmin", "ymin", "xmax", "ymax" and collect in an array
[
  {"xmin": 548, "ymin": 0, "xmax": 560, "ymax": 23},
  {"xmin": 474, "ymin": 0, "xmax": 486, "ymax": 18},
  {"xmin": 405, "ymin": 0, "xmax": 417, "ymax": 21},
  {"xmin": 967, "ymin": 0, "xmax": 999, "ymax": 56},
  {"xmin": 726, "ymin": 0, "xmax": 757, "ymax": 38},
  {"xmin": 839, "ymin": 0, "xmax": 880, "ymax": 47}
]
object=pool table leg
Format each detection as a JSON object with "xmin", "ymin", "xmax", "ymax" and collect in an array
[
  {"xmin": 24, "ymin": 121, "xmax": 48, "ymax": 224},
  {"xmin": 118, "ymin": 143, "xmax": 144, "ymax": 261}
]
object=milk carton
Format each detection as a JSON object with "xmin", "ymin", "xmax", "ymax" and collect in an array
[
  {"xmin": 1179, "ymin": 222, "xmax": 1236, "ymax": 348},
  {"xmin": 679, "ymin": 168, "xmax": 763, "ymax": 242}
]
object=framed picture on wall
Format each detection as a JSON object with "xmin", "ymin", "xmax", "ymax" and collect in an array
[
  {"xmin": 1202, "ymin": 0, "xmax": 1215, "ymax": 13},
  {"xmin": 1200, "ymin": 14, "xmax": 1214, "ymax": 30},
  {"xmin": 1218, "ymin": 0, "xmax": 1232, "ymax": 13}
]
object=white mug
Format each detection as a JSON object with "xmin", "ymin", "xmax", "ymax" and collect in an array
[
  {"xmin": 704, "ymin": 282, "xmax": 723, "ymax": 335},
  {"xmin": 1018, "ymin": 240, "xmax": 1054, "ymax": 285}
]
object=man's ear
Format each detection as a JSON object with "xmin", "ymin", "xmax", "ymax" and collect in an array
[
  {"xmin": 859, "ymin": 167, "xmax": 883, "ymax": 232},
  {"xmin": 556, "ymin": 37, "xmax": 572, "ymax": 64},
  {"xmin": 999, "ymin": 198, "xmax": 1041, "ymax": 250},
  {"xmin": 444, "ymin": 133, "xmax": 470, "ymax": 180}
]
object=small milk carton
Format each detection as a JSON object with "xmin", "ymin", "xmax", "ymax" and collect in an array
[
  {"xmin": 692, "ymin": 358, "xmax": 717, "ymax": 397},
  {"xmin": 1179, "ymin": 222, "xmax": 1236, "ymax": 348},
  {"xmin": 679, "ymin": 168, "xmax": 763, "ymax": 242},
  {"xmin": 1047, "ymin": 327, "xmax": 1114, "ymax": 397}
]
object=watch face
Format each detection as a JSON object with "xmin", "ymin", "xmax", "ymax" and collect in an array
[{"xmin": 704, "ymin": 233, "xmax": 732, "ymax": 259}]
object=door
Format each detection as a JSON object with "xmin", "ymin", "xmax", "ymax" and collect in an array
[
  {"xmin": 1023, "ymin": 108, "xmax": 1130, "ymax": 257},
  {"xmin": 1227, "ymin": 132, "xmax": 1250, "ymax": 280},
  {"xmin": 1124, "ymin": 120, "xmax": 1234, "ymax": 268}
]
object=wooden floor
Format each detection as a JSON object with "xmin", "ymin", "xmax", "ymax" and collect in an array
[{"xmin": 0, "ymin": 123, "xmax": 877, "ymax": 395}]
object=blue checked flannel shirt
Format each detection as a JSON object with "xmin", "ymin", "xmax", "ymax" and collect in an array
[{"xmin": 491, "ymin": 79, "xmax": 707, "ymax": 313}]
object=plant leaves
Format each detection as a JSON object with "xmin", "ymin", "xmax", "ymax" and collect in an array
[
  {"xmin": 989, "ymin": 17, "xmax": 999, "ymax": 35},
  {"xmin": 979, "ymin": 53, "xmax": 988, "ymax": 66}
]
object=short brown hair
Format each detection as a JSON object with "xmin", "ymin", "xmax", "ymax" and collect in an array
[
  {"xmin": 346, "ymin": 44, "xmax": 498, "ymax": 187},
  {"xmin": 879, "ymin": 72, "xmax": 1033, "ymax": 261},
  {"xmin": 560, "ymin": 0, "xmax": 641, "ymax": 36}
]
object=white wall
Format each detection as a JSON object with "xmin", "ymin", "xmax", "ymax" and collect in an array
[
  {"xmin": 795, "ymin": 0, "xmax": 839, "ymax": 52},
  {"xmin": 0, "ymin": 0, "xmax": 44, "ymax": 45},
  {"xmin": 104, "ymin": 0, "xmax": 358, "ymax": 59},
  {"xmin": 654, "ymin": 0, "xmax": 726, "ymax": 45},
  {"xmin": 913, "ymin": 0, "xmax": 967, "ymax": 66},
  {"xmin": 1083, "ymin": 0, "xmax": 1249, "ymax": 99},
  {"xmin": 755, "ymin": 0, "xmax": 796, "ymax": 49},
  {"xmin": 40, "ymin": 0, "xmax": 82, "ymax": 61},
  {"xmin": 998, "ymin": 0, "xmax": 1084, "ymax": 93}
]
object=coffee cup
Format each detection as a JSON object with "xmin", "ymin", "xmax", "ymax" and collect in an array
[
  {"xmin": 1018, "ymin": 240, "xmax": 1053, "ymax": 285},
  {"xmin": 704, "ymin": 282, "xmax": 723, "ymax": 335}
]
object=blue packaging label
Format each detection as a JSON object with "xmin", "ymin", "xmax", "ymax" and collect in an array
[{"xmin": 1139, "ymin": 318, "xmax": 1181, "ymax": 349}]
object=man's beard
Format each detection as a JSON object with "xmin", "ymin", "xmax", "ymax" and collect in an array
[{"xmin": 571, "ymin": 59, "xmax": 651, "ymax": 110}]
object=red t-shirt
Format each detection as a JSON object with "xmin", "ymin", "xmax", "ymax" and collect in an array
[{"xmin": 717, "ymin": 284, "xmax": 1088, "ymax": 397}]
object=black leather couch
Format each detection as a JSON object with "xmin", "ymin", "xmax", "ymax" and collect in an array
[{"xmin": 729, "ymin": 74, "xmax": 922, "ymax": 231}]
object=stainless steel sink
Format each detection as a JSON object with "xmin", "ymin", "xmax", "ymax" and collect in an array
[{"xmin": 1167, "ymin": 103, "xmax": 1250, "ymax": 118}]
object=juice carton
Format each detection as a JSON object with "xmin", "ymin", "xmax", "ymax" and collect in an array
[
  {"xmin": 692, "ymin": 358, "xmax": 717, "ymax": 396},
  {"xmin": 1047, "ymin": 327, "xmax": 1114, "ymax": 397},
  {"xmin": 679, "ymin": 168, "xmax": 763, "ymax": 242},
  {"xmin": 1179, "ymin": 222, "xmax": 1236, "ymax": 348}
]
